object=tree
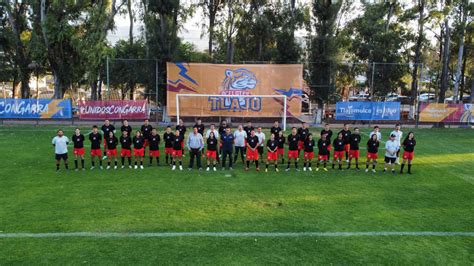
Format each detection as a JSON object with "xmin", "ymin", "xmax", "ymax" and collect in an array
[
  {"xmin": 197, "ymin": 0, "xmax": 224, "ymax": 56},
  {"xmin": 452, "ymin": 0, "xmax": 471, "ymax": 102}
]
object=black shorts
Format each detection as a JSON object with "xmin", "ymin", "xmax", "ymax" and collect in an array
[
  {"xmin": 55, "ymin": 153, "xmax": 68, "ymax": 161},
  {"xmin": 384, "ymin": 156, "xmax": 396, "ymax": 164},
  {"xmin": 257, "ymin": 146, "xmax": 264, "ymax": 154}
]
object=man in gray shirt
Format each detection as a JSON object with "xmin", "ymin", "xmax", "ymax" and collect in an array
[{"xmin": 187, "ymin": 127, "xmax": 204, "ymax": 170}]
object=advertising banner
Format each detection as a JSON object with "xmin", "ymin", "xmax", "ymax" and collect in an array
[
  {"xmin": 336, "ymin": 102, "xmax": 400, "ymax": 120},
  {"xmin": 78, "ymin": 100, "xmax": 148, "ymax": 120},
  {"xmin": 0, "ymin": 99, "xmax": 72, "ymax": 119},
  {"xmin": 419, "ymin": 103, "xmax": 474, "ymax": 123}
]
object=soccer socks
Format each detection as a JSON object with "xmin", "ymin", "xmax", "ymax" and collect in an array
[
  {"xmin": 91, "ymin": 160, "xmax": 95, "ymax": 167},
  {"xmin": 140, "ymin": 161, "xmax": 143, "ymax": 166},
  {"xmin": 408, "ymin": 164, "xmax": 412, "ymax": 173},
  {"xmin": 332, "ymin": 163, "xmax": 335, "ymax": 169},
  {"xmin": 323, "ymin": 162, "xmax": 326, "ymax": 168},
  {"xmin": 108, "ymin": 161, "xmax": 111, "ymax": 166},
  {"xmin": 281, "ymin": 158, "xmax": 285, "ymax": 164},
  {"xmin": 366, "ymin": 162, "xmax": 369, "ymax": 169},
  {"xmin": 114, "ymin": 161, "xmax": 118, "ymax": 166},
  {"xmin": 294, "ymin": 162, "xmax": 298, "ymax": 169},
  {"xmin": 247, "ymin": 161, "xmax": 250, "ymax": 168},
  {"xmin": 165, "ymin": 155, "xmax": 169, "ymax": 164},
  {"xmin": 74, "ymin": 159, "xmax": 78, "ymax": 169},
  {"xmin": 287, "ymin": 162, "xmax": 291, "ymax": 169},
  {"xmin": 149, "ymin": 157, "xmax": 153, "ymax": 165},
  {"xmin": 255, "ymin": 160, "xmax": 259, "ymax": 168},
  {"xmin": 128, "ymin": 157, "xmax": 132, "ymax": 165},
  {"xmin": 56, "ymin": 163, "xmax": 60, "ymax": 170},
  {"xmin": 266, "ymin": 163, "xmax": 269, "ymax": 169},
  {"xmin": 99, "ymin": 160, "xmax": 102, "ymax": 167},
  {"xmin": 303, "ymin": 162, "xmax": 307, "ymax": 168},
  {"xmin": 64, "ymin": 163, "xmax": 68, "ymax": 170},
  {"xmin": 400, "ymin": 163, "xmax": 405, "ymax": 173},
  {"xmin": 81, "ymin": 159, "xmax": 84, "ymax": 168},
  {"xmin": 121, "ymin": 157, "xmax": 125, "ymax": 165}
]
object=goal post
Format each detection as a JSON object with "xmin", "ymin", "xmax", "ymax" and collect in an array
[{"xmin": 176, "ymin": 94, "xmax": 288, "ymax": 131}]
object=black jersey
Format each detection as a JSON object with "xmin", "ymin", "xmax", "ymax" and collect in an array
[
  {"xmin": 267, "ymin": 139, "xmax": 278, "ymax": 152},
  {"xmin": 141, "ymin": 124, "xmax": 153, "ymax": 138},
  {"xmin": 194, "ymin": 124, "xmax": 205, "ymax": 135},
  {"xmin": 304, "ymin": 139, "xmax": 315, "ymax": 152},
  {"xmin": 133, "ymin": 136, "xmax": 145, "ymax": 149},
  {"xmin": 176, "ymin": 125, "xmax": 186, "ymax": 136},
  {"xmin": 120, "ymin": 125, "xmax": 132, "ymax": 135},
  {"xmin": 120, "ymin": 135, "xmax": 132, "ymax": 149},
  {"xmin": 270, "ymin": 126, "xmax": 282, "ymax": 136},
  {"xmin": 287, "ymin": 134, "xmax": 300, "ymax": 151},
  {"xmin": 247, "ymin": 135, "xmax": 259, "ymax": 149},
  {"xmin": 107, "ymin": 136, "xmax": 118, "ymax": 150},
  {"xmin": 163, "ymin": 132, "xmax": 174, "ymax": 148},
  {"xmin": 297, "ymin": 128, "xmax": 310, "ymax": 141},
  {"xmin": 349, "ymin": 134, "xmax": 361, "ymax": 150},
  {"xmin": 277, "ymin": 136, "xmax": 285, "ymax": 149},
  {"xmin": 321, "ymin": 129, "xmax": 333, "ymax": 141},
  {"xmin": 101, "ymin": 124, "xmax": 115, "ymax": 136},
  {"xmin": 218, "ymin": 126, "xmax": 227, "ymax": 137},
  {"xmin": 172, "ymin": 135, "xmax": 184, "ymax": 150},
  {"xmin": 339, "ymin": 129, "xmax": 351, "ymax": 144},
  {"xmin": 148, "ymin": 134, "xmax": 161, "ymax": 151},
  {"xmin": 403, "ymin": 139, "xmax": 416, "ymax": 152},
  {"xmin": 318, "ymin": 139, "xmax": 331, "ymax": 155},
  {"xmin": 89, "ymin": 132, "xmax": 102, "ymax": 149},
  {"xmin": 367, "ymin": 139, "xmax": 379, "ymax": 154},
  {"xmin": 333, "ymin": 138, "xmax": 345, "ymax": 152},
  {"xmin": 72, "ymin": 134, "xmax": 85, "ymax": 149},
  {"xmin": 207, "ymin": 138, "xmax": 218, "ymax": 151},
  {"xmin": 243, "ymin": 126, "xmax": 254, "ymax": 136}
]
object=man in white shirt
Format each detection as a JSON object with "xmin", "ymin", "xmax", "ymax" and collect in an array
[
  {"xmin": 52, "ymin": 129, "xmax": 69, "ymax": 171},
  {"xmin": 390, "ymin": 124, "xmax": 403, "ymax": 164},
  {"xmin": 233, "ymin": 125, "xmax": 247, "ymax": 164},
  {"xmin": 369, "ymin": 126, "xmax": 382, "ymax": 141},
  {"xmin": 205, "ymin": 124, "xmax": 220, "ymax": 139},
  {"xmin": 384, "ymin": 134, "xmax": 399, "ymax": 174},
  {"xmin": 255, "ymin": 127, "xmax": 266, "ymax": 162}
]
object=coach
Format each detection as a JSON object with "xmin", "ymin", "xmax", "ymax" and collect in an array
[
  {"xmin": 221, "ymin": 127, "xmax": 235, "ymax": 170},
  {"xmin": 187, "ymin": 127, "xmax": 204, "ymax": 170}
]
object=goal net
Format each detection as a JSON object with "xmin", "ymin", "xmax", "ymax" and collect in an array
[{"xmin": 176, "ymin": 94, "xmax": 288, "ymax": 131}]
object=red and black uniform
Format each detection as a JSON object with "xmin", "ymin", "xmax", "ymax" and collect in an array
[
  {"xmin": 321, "ymin": 129, "xmax": 333, "ymax": 152},
  {"xmin": 367, "ymin": 139, "xmax": 379, "ymax": 159},
  {"xmin": 206, "ymin": 138, "xmax": 218, "ymax": 159},
  {"xmin": 141, "ymin": 124, "xmax": 153, "ymax": 147},
  {"xmin": 172, "ymin": 135, "xmax": 184, "ymax": 157},
  {"xmin": 101, "ymin": 124, "xmax": 115, "ymax": 150},
  {"xmin": 266, "ymin": 139, "xmax": 278, "ymax": 161},
  {"xmin": 277, "ymin": 135, "xmax": 286, "ymax": 155},
  {"xmin": 120, "ymin": 135, "xmax": 132, "ymax": 157},
  {"xmin": 402, "ymin": 139, "xmax": 416, "ymax": 160},
  {"xmin": 349, "ymin": 134, "xmax": 361, "ymax": 159},
  {"xmin": 89, "ymin": 132, "xmax": 102, "ymax": 157},
  {"xmin": 333, "ymin": 138, "xmax": 345, "ymax": 160},
  {"xmin": 246, "ymin": 135, "xmax": 260, "ymax": 161},
  {"xmin": 133, "ymin": 136, "xmax": 145, "ymax": 157},
  {"xmin": 193, "ymin": 124, "xmax": 205, "ymax": 136},
  {"xmin": 176, "ymin": 125, "xmax": 186, "ymax": 148},
  {"xmin": 163, "ymin": 132, "xmax": 174, "ymax": 155},
  {"xmin": 338, "ymin": 129, "xmax": 351, "ymax": 153},
  {"xmin": 148, "ymin": 134, "xmax": 161, "ymax": 157},
  {"xmin": 304, "ymin": 139, "xmax": 315, "ymax": 160},
  {"xmin": 243, "ymin": 126, "xmax": 255, "ymax": 137},
  {"xmin": 297, "ymin": 128, "xmax": 310, "ymax": 150},
  {"xmin": 120, "ymin": 125, "xmax": 132, "ymax": 135},
  {"xmin": 317, "ymin": 139, "xmax": 330, "ymax": 161},
  {"xmin": 106, "ymin": 136, "xmax": 118, "ymax": 157},
  {"xmin": 270, "ymin": 126, "xmax": 282, "ymax": 136},
  {"xmin": 72, "ymin": 134, "xmax": 85, "ymax": 156},
  {"xmin": 287, "ymin": 134, "xmax": 300, "ymax": 159}
]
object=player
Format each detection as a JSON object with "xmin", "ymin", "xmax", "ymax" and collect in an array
[
  {"xmin": 218, "ymin": 120, "xmax": 228, "ymax": 137},
  {"xmin": 72, "ymin": 128, "xmax": 85, "ymax": 171},
  {"xmin": 193, "ymin": 118, "xmax": 205, "ymax": 136},
  {"xmin": 106, "ymin": 131, "xmax": 118, "ymax": 169},
  {"xmin": 366, "ymin": 133, "xmax": 380, "ymax": 173},
  {"xmin": 101, "ymin": 119, "xmax": 115, "ymax": 159},
  {"xmin": 316, "ymin": 133, "xmax": 330, "ymax": 171},
  {"xmin": 120, "ymin": 120, "xmax": 132, "ymax": 135},
  {"xmin": 297, "ymin": 122, "xmax": 310, "ymax": 154},
  {"xmin": 206, "ymin": 131, "xmax": 218, "ymax": 171},
  {"xmin": 89, "ymin": 125, "xmax": 103, "ymax": 170},
  {"xmin": 141, "ymin": 119, "xmax": 153, "ymax": 149},
  {"xmin": 338, "ymin": 124, "xmax": 351, "ymax": 162},
  {"xmin": 384, "ymin": 134, "xmax": 399, "ymax": 174},
  {"xmin": 255, "ymin": 127, "xmax": 266, "ymax": 162},
  {"xmin": 320, "ymin": 123, "xmax": 333, "ymax": 159},
  {"xmin": 390, "ymin": 124, "xmax": 403, "ymax": 164},
  {"xmin": 132, "ymin": 130, "xmax": 145, "ymax": 169},
  {"xmin": 369, "ymin": 126, "xmax": 382, "ymax": 141},
  {"xmin": 276, "ymin": 131, "xmax": 286, "ymax": 164},
  {"xmin": 176, "ymin": 119, "xmax": 187, "ymax": 137},
  {"xmin": 332, "ymin": 133, "xmax": 345, "ymax": 170},
  {"xmin": 286, "ymin": 127, "xmax": 300, "ymax": 171},
  {"xmin": 163, "ymin": 126, "xmax": 174, "ymax": 165},
  {"xmin": 270, "ymin": 121, "xmax": 282, "ymax": 136},
  {"xmin": 148, "ymin": 128, "xmax": 161, "ymax": 166},
  {"xmin": 120, "ymin": 130, "xmax": 133, "ymax": 169},
  {"xmin": 171, "ymin": 130, "xmax": 184, "ymax": 171},
  {"xmin": 206, "ymin": 124, "xmax": 220, "ymax": 163},
  {"xmin": 52, "ymin": 129, "xmax": 69, "ymax": 171},
  {"xmin": 303, "ymin": 133, "xmax": 315, "ymax": 171},
  {"xmin": 243, "ymin": 121, "xmax": 254, "ymax": 137},
  {"xmin": 245, "ymin": 129, "xmax": 260, "ymax": 171},
  {"xmin": 233, "ymin": 125, "xmax": 247, "ymax": 164},
  {"xmin": 347, "ymin": 127, "xmax": 361, "ymax": 170},
  {"xmin": 400, "ymin": 132, "xmax": 416, "ymax": 174},
  {"xmin": 265, "ymin": 133, "xmax": 279, "ymax": 172}
]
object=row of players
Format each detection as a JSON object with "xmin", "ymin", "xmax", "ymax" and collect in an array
[{"xmin": 52, "ymin": 119, "xmax": 416, "ymax": 174}]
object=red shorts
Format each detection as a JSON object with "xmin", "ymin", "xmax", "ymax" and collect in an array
[
  {"xmin": 206, "ymin": 150, "xmax": 217, "ymax": 159},
  {"xmin": 144, "ymin": 139, "xmax": 149, "ymax": 147},
  {"xmin": 349, "ymin": 150, "xmax": 360, "ymax": 159},
  {"xmin": 107, "ymin": 149, "xmax": 117, "ymax": 157},
  {"xmin": 134, "ymin": 148, "xmax": 145, "ymax": 157},
  {"xmin": 318, "ymin": 154, "xmax": 329, "ymax": 161},
  {"xmin": 246, "ymin": 149, "xmax": 259, "ymax": 161},
  {"xmin": 304, "ymin": 152, "xmax": 314, "ymax": 159},
  {"xmin": 121, "ymin": 148, "xmax": 131, "ymax": 157},
  {"xmin": 288, "ymin": 150, "xmax": 299, "ymax": 159},
  {"xmin": 277, "ymin": 148, "xmax": 285, "ymax": 155},
  {"xmin": 344, "ymin": 144, "xmax": 350, "ymax": 152},
  {"xmin": 403, "ymin": 151, "xmax": 414, "ymax": 160},
  {"xmin": 172, "ymin": 149, "xmax": 183, "ymax": 157},
  {"xmin": 327, "ymin": 144, "xmax": 332, "ymax": 151},
  {"xmin": 367, "ymin": 152, "xmax": 378, "ymax": 159},
  {"xmin": 333, "ymin": 151, "xmax": 345, "ymax": 159},
  {"xmin": 298, "ymin": 141, "xmax": 304, "ymax": 150},
  {"xmin": 149, "ymin": 150, "xmax": 160, "ymax": 157},
  {"xmin": 181, "ymin": 142, "xmax": 185, "ymax": 148},
  {"xmin": 73, "ymin": 148, "xmax": 85, "ymax": 156},
  {"xmin": 267, "ymin": 151, "xmax": 278, "ymax": 161},
  {"xmin": 165, "ymin": 147, "xmax": 173, "ymax": 155},
  {"xmin": 90, "ymin": 149, "xmax": 102, "ymax": 157}
]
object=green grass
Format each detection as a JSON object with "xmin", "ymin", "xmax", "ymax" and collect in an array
[{"xmin": 0, "ymin": 126, "xmax": 473, "ymax": 264}]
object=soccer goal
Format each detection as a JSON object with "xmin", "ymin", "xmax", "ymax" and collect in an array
[{"xmin": 176, "ymin": 94, "xmax": 288, "ymax": 131}]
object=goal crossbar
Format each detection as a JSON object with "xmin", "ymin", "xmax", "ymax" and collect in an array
[{"xmin": 176, "ymin": 94, "xmax": 287, "ymax": 131}]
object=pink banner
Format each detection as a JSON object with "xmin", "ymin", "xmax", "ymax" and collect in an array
[{"xmin": 78, "ymin": 100, "xmax": 148, "ymax": 120}]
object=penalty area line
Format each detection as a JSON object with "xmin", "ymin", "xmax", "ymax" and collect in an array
[{"xmin": 0, "ymin": 231, "xmax": 473, "ymax": 238}]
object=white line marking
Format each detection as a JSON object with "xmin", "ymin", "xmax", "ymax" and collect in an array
[{"xmin": 0, "ymin": 232, "xmax": 473, "ymax": 238}]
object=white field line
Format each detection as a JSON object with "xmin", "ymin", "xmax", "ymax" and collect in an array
[{"xmin": 0, "ymin": 231, "xmax": 473, "ymax": 238}]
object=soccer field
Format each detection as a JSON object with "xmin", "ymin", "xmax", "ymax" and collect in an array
[{"xmin": 0, "ymin": 125, "xmax": 473, "ymax": 264}]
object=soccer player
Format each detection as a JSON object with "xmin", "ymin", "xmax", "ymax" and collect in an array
[
  {"xmin": 316, "ymin": 133, "xmax": 330, "ymax": 171},
  {"xmin": 221, "ymin": 127, "xmax": 235, "ymax": 170},
  {"xmin": 206, "ymin": 124, "xmax": 220, "ymax": 163},
  {"xmin": 243, "ymin": 121, "xmax": 254, "ymax": 137},
  {"xmin": 265, "ymin": 133, "xmax": 279, "ymax": 172},
  {"xmin": 347, "ymin": 127, "xmax": 361, "ymax": 170},
  {"xmin": 270, "ymin": 121, "xmax": 282, "ymax": 136},
  {"xmin": 384, "ymin": 134, "xmax": 400, "ymax": 174},
  {"xmin": 332, "ymin": 133, "xmax": 345, "ymax": 170},
  {"xmin": 148, "ymin": 128, "xmax": 161, "ymax": 166},
  {"xmin": 106, "ymin": 131, "xmax": 118, "ymax": 169},
  {"xmin": 120, "ymin": 130, "xmax": 133, "ymax": 169},
  {"xmin": 120, "ymin": 120, "xmax": 132, "ymax": 135},
  {"xmin": 245, "ymin": 129, "xmax": 260, "ymax": 171},
  {"xmin": 193, "ymin": 118, "xmax": 205, "ymax": 136},
  {"xmin": 72, "ymin": 128, "xmax": 85, "ymax": 171},
  {"xmin": 297, "ymin": 122, "xmax": 310, "ymax": 154},
  {"xmin": 338, "ymin": 124, "xmax": 351, "ymax": 162},
  {"xmin": 133, "ymin": 130, "xmax": 145, "ymax": 169},
  {"xmin": 101, "ymin": 119, "xmax": 115, "ymax": 159},
  {"xmin": 52, "ymin": 129, "xmax": 69, "ymax": 171},
  {"xmin": 276, "ymin": 130, "xmax": 286, "ymax": 164},
  {"xmin": 390, "ymin": 124, "xmax": 403, "ymax": 164},
  {"xmin": 141, "ymin": 119, "xmax": 153, "ymax": 149},
  {"xmin": 89, "ymin": 125, "xmax": 103, "ymax": 170},
  {"xmin": 286, "ymin": 127, "xmax": 300, "ymax": 171},
  {"xmin": 171, "ymin": 130, "xmax": 184, "ymax": 171},
  {"xmin": 320, "ymin": 123, "xmax": 333, "ymax": 159},
  {"xmin": 303, "ymin": 133, "xmax": 315, "ymax": 171},
  {"xmin": 369, "ymin": 125, "xmax": 382, "ymax": 141},
  {"xmin": 206, "ymin": 131, "xmax": 218, "ymax": 171},
  {"xmin": 163, "ymin": 126, "xmax": 174, "ymax": 165},
  {"xmin": 218, "ymin": 120, "xmax": 228, "ymax": 137},
  {"xmin": 233, "ymin": 125, "xmax": 247, "ymax": 164},
  {"xmin": 256, "ymin": 127, "xmax": 266, "ymax": 162},
  {"xmin": 400, "ymin": 132, "xmax": 416, "ymax": 174},
  {"xmin": 176, "ymin": 119, "xmax": 187, "ymax": 137},
  {"xmin": 366, "ymin": 133, "xmax": 380, "ymax": 173}
]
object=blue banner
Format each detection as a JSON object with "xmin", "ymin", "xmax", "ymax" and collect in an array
[
  {"xmin": 336, "ymin": 102, "xmax": 400, "ymax": 120},
  {"xmin": 0, "ymin": 99, "xmax": 72, "ymax": 119}
]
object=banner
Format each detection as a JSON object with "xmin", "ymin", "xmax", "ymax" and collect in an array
[
  {"xmin": 78, "ymin": 100, "xmax": 148, "ymax": 120},
  {"xmin": 419, "ymin": 103, "xmax": 474, "ymax": 123},
  {"xmin": 0, "ymin": 99, "xmax": 72, "ymax": 119},
  {"xmin": 336, "ymin": 102, "xmax": 400, "ymax": 120},
  {"xmin": 166, "ymin": 62, "xmax": 303, "ymax": 117}
]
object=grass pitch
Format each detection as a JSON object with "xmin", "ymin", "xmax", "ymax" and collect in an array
[{"xmin": 0, "ymin": 125, "xmax": 473, "ymax": 264}]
